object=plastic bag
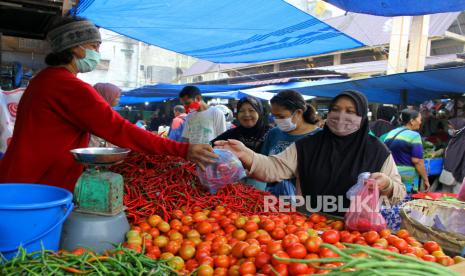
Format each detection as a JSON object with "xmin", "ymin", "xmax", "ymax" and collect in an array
[
  {"xmin": 345, "ymin": 179, "xmax": 387, "ymax": 232},
  {"xmin": 346, "ymin": 172, "xmax": 370, "ymax": 199},
  {"xmin": 196, "ymin": 149, "xmax": 246, "ymax": 194}
]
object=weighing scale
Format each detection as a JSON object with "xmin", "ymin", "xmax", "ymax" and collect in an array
[{"xmin": 60, "ymin": 147, "xmax": 131, "ymax": 253}]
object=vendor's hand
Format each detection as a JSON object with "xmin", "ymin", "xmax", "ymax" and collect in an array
[
  {"xmin": 186, "ymin": 144, "xmax": 218, "ymax": 171},
  {"xmin": 214, "ymin": 139, "xmax": 254, "ymax": 169},
  {"xmin": 368, "ymin": 172, "xmax": 391, "ymax": 193},
  {"xmin": 422, "ymin": 179, "xmax": 431, "ymax": 192}
]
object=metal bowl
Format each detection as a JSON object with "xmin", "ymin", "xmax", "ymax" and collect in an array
[{"xmin": 70, "ymin": 147, "xmax": 131, "ymax": 166}]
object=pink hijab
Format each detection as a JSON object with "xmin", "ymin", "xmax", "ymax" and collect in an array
[{"xmin": 93, "ymin": 83, "xmax": 121, "ymax": 106}]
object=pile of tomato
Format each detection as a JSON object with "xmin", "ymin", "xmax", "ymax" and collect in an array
[{"xmin": 123, "ymin": 206, "xmax": 461, "ymax": 275}]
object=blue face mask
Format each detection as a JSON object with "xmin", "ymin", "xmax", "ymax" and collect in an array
[{"xmin": 76, "ymin": 47, "xmax": 101, "ymax": 73}]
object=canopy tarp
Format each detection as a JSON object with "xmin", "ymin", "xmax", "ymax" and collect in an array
[
  {"xmin": 235, "ymin": 66, "xmax": 465, "ymax": 104},
  {"xmin": 203, "ymin": 90, "xmax": 314, "ymax": 101},
  {"xmin": 75, "ymin": 0, "xmax": 363, "ymax": 63},
  {"xmin": 325, "ymin": 0, "xmax": 465, "ymax": 16},
  {"xmin": 119, "ymin": 96, "xmax": 171, "ymax": 105},
  {"xmin": 123, "ymin": 83, "xmax": 254, "ymax": 98}
]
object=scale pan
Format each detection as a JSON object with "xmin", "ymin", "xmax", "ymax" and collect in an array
[{"xmin": 70, "ymin": 147, "xmax": 131, "ymax": 166}]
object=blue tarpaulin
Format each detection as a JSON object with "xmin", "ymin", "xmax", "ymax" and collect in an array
[
  {"xmin": 75, "ymin": 0, "xmax": 363, "ymax": 63},
  {"xmin": 203, "ymin": 90, "xmax": 314, "ymax": 101},
  {"xmin": 234, "ymin": 66, "xmax": 465, "ymax": 104},
  {"xmin": 325, "ymin": 0, "xmax": 465, "ymax": 16}
]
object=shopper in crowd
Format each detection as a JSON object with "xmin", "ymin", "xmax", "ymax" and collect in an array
[
  {"xmin": 370, "ymin": 105, "xmax": 397, "ymax": 140},
  {"xmin": 179, "ymin": 86, "xmax": 226, "ymax": 144},
  {"xmin": 0, "ymin": 16, "xmax": 216, "ymax": 192},
  {"xmin": 215, "ymin": 105, "xmax": 235, "ymax": 130},
  {"xmin": 438, "ymin": 118, "xmax": 465, "ymax": 193},
  {"xmin": 384, "ymin": 109, "xmax": 429, "ymax": 194},
  {"xmin": 260, "ymin": 90, "xmax": 321, "ymax": 197},
  {"xmin": 89, "ymin": 82, "xmax": 121, "ymax": 147},
  {"xmin": 168, "ymin": 105, "xmax": 187, "ymax": 142},
  {"xmin": 212, "ymin": 96, "xmax": 270, "ymax": 153},
  {"xmin": 215, "ymin": 90, "xmax": 406, "ymax": 214}
]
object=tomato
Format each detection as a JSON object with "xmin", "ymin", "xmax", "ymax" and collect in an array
[
  {"xmin": 214, "ymin": 255, "xmax": 230, "ymax": 268},
  {"xmin": 179, "ymin": 245, "xmax": 196, "ymax": 260},
  {"xmin": 224, "ymin": 225, "xmax": 236, "ymax": 234},
  {"xmin": 393, "ymin": 239, "xmax": 408, "ymax": 252},
  {"xmin": 153, "ymin": 236, "xmax": 169, "ymax": 248},
  {"xmin": 396, "ymin": 229, "xmax": 410, "ymax": 239},
  {"xmin": 169, "ymin": 232, "xmax": 183, "ymax": 241},
  {"xmin": 386, "ymin": 246, "xmax": 400, "ymax": 253},
  {"xmin": 402, "ymin": 246, "xmax": 416, "ymax": 255},
  {"xmin": 213, "ymin": 267, "xmax": 227, "ymax": 276},
  {"xmin": 234, "ymin": 216, "xmax": 247, "ymax": 228},
  {"xmin": 386, "ymin": 235, "xmax": 400, "ymax": 245},
  {"xmin": 373, "ymin": 238, "xmax": 388, "ymax": 249},
  {"xmin": 246, "ymin": 232, "xmax": 260, "ymax": 240},
  {"xmin": 354, "ymin": 236, "xmax": 367, "ymax": 246},
  {"xmin": 341, "ymin": 234, "xmax": 355, "ymax": 243},
  {"xmin": 127, "ymin": 236, "xmax": 142, "ymax": 245},
  {"xmin": 243, "ymin": 244, "xmax": 261, "ymax": 258},
  {"xmin": 157, "ymin": 221, "xmax": 171, "ymax": 233},
  {"xmin": 232, "ymin": 229, "xmax": 247, "ymax": 241},
  {"xmin": 261, "ymin": 220, "xmax": 276, "ymax": 232},
  {"xmin": 165, "ymin": 240, "xmax": 181, "ymax": 254},
  {"xmin": 197, "ymin": 264, "xmax": 214, "ymax": 276},
  {"xmin": 454, "ymin": 256, "xmax": 465, "ymax": 264},
  {"xmin": 257, "ymin": 234, "xmax": 272, "ymax": 245},
  {"xmin": 285, "ymin": 225, "xmax": 298, "ymax": 234},
  {"xmin": 148, "ymin": 228, "xmax": 160, "ymax": 239},
  {"xmin": 379, "ymin": 229, "xmax": 391, "ymax": 238},
  {"xmin": 271, "ymin": 251, "xmax": 290, "ymax": 266},
  {"xmin": 197, "ymin": 221, "xmax": 213, "ymax": 234},
  {"xmin": 170, "ymin": 219, "xmax": 183, "ymax": 231},
  {"xmin": 273, "ymin": 264, "xmax": 289, "ymax": 276},
  {"xmin": 294, "ymin": 231, "xmax": 309, "ymax": 243},
  {"xmin": 423, "ymin": 241, "xmax": 440, "ymax": 254},
  {"xmin": 200, "ymin": 256, "xmax": 215, "ymax": 266},
  {"xmin": 431, "ymin": 250, "xmax": 446, "ymax": 258},
  {"xmin": 282, "ymin": 234, "xmax": 300, "ymax": 249},
  {"xmin": 288, "ymin": 263, "xmax": 308, "ymax": 276},
  {"xmin": 228, "ymin": 264, "xmax": 240, "ymax": 276},
  {"xmin": 168, "ymin": 256, "xmax": 185, "ymax": 271},
  {"xmin": 193, "ymin": 212, "xmax": 208, "ymax": 222},
  {"xmin": 271, "ymin": 228, "xmax": 286, "ymax": 240},
  {"xmin": 255, "ymin": 252, "xmax": 271, "ymax": 269},
  {"xmin": 185, "ymin": 259, "xmax": 199, "ymax": 271},
  {"xmin": 363, "ymin": 231, "xmax": 379, "ymax": 244},
  {"xmin": 243, "ymin": 221, "xmax": 259, "ymax": 233},
  {"xmin": 231, "ymin": 241, "xmax": 249, "ymax": 258},
  {"xmin": 330, "ymin": 221, "xmax": 344, "ymax": 231},
  {"xmin": 215, "ymin": 244, "xmax": 232, "ymax": 255},
  {"xmin": 309, "ymin": 213, "xmax": 321, "ymax": 223},
  {"xmin": 321, "ymin": 230, "xmax": 340, "ymax": 244},
  {"xmin": 319, "ymin": 248, "xmax": 339, "ymax": 258},
  {"xmin": 160, "ymin": 252, "xmax": 175, "ymax": 260},
  {"xmin": 286, "ymin": 243, "xmax": 307, "ymax": 259},
  {"xmin": 147, "ymin": 215, "xmax": 162, "ymax": 227},
  {"xmin": 422, "ymin": 255, "xmax": 437, "ymax": 262},
  {"xmin": 261, "ymin": 264, "xmax": 273, "ymax": 275},
  {"xmin": 195, "ymin": 250, "xmax": 210, "ymax": 262},
  {"xmin": 267, "ymin": 241, "xmax": 283, "ymax": 255},
  {"xmin": 239, "ymin": 261, "xmax": 256, "ymax": 275}
]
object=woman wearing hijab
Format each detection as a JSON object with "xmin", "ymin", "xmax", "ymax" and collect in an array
[
  {"xmin": 370, "ymin": 105, "xmax": 397, "ymax": 140},
  {"xmin": 212, "ymin": 96, "xmax": 270, "ymax": 153},
  {"xmin": 0, "ymin": 16, "xmax": 215, "ymax": 192},
  {"xmin": 439, "ymin": 118, "xmax": 465, "ymax": 193},
  {"xmin": 89, "ymin": 83, "xmax": 121, "ymax": 147},
  {"xmin": 215, "ymin": 90, "xmax": 406, "ymax": 214}
]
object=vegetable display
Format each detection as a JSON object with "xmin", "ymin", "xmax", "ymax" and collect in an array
[
  {"xmin": 122, "ymin": 207, "xmax": 459, "ymax": 275},
  {"xmin": 112, "ymin": 153, "xmax": 272, "ymax": 223}
]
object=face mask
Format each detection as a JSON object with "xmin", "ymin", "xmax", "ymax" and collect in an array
[
  {"xmin": 184, "ymin": 101, "xmax": 201, "ymax": 113},
  {"xmin": 326, "ymin": 111, "xmax": 362, "ymax": 136},
  {"xmin": 76, "ymin": 47, "xmax": 101, "ymax": 73},
  {"xmin": 448, "ymin": 129, "xmax": 457, "ymax": 137},
  {"xmin": 274, "ymin": 114, "xmax": 296, "ymax": 132}
]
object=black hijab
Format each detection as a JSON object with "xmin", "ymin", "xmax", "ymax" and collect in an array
[
  {"xmin": 211, "ymin": 96, "xmax": 271, "ymax": 153},
  {"xmin": 295, "ymin": 90, "xmax": 390, "ymax": 212},
  {"xmin": 370, "ymin": 105, "xmax": 397, "ymax": 137},
  {"xmin": 444, "ymin": 118, "xmax": 465, "ymax": 182}
]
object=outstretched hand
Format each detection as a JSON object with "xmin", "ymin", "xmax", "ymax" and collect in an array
[
  {"xmin": 186, "ymin": 144, "xmax": 218, "ymax": 170},
  {"xmin": 214, "ymin": 139, "xmax": 254, "ymax": 169}
]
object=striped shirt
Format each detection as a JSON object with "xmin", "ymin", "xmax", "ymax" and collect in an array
[{"xmin": 383, "ymin": 127, "xmax": 423, "ymax": 166}]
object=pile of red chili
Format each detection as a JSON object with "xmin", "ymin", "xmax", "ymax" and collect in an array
[{"xmin": 112, "ymin": 153, "xmax": 273, "ymax": 223}]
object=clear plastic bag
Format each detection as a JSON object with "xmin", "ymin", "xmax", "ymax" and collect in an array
[
  {"xmin": 196, "ymin": 149, "xmax": 246, "ymax": 194},
  {"xmin": 345, "ymin": 179, "xmax": 387, "ymax": 232},
  {"xmin": 346, "ymin": 172, "xmax": 370, "ymax": 199}
]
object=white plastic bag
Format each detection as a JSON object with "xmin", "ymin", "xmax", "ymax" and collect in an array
[{"xmin": 346, "ymin": 172, "xmax": 370, "ymax": 199}]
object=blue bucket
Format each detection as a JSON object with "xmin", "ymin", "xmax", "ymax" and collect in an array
[{"xmin": 0, "ymin": 184, "xmax": 73, "ymax": 260}]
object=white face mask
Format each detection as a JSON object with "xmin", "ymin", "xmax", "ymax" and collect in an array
[
  {"xmin": 274, "ymin": 114, "xmax": 296, "ymax": 132},
  {"xmin": 448, "ymin": 129, "xmax": 456, "ymax": 137}
]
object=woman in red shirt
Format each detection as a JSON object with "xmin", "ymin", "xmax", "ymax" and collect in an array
[{"xmin": 0, "ymin": 16, "xmax": 215, "ymax": 191}]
